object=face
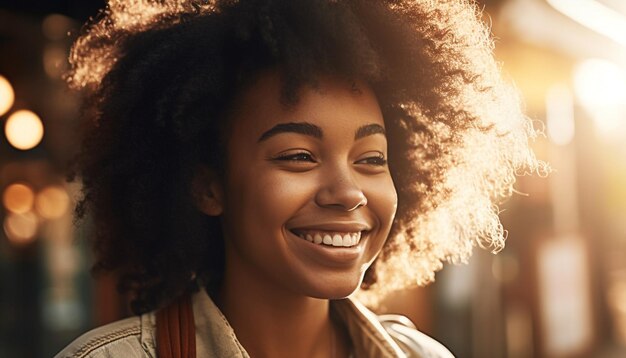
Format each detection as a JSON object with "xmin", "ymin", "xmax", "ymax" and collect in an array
[{"xmin": 217, "ymin": 72, "xmax": 397, "ymax": 299}]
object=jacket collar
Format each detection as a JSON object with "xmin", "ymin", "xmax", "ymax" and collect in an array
[{"xmin": 189, "ymin": 288, "xmax": 406, "ymax": 357}]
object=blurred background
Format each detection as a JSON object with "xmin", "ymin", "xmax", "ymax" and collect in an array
[{"xmin": 0, "ymin": 0, "xmax": 625, "ymax": 357}]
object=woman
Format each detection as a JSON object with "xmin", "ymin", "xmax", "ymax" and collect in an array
[{"xmin": 57, "ymin": 0, "xmax": 544, "ymax": 357}]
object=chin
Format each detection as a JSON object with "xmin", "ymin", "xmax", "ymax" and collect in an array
[
  {"xmin": 307, "ymin": 288, "xmax": 358, "ymax": 300},
  {"xmin": 303, "ymin": 273, "xmax": 364, "ymax": 300}
]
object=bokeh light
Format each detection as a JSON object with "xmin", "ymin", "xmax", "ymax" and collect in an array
[
  {"xmin": 3, "ymin": 183, "xmax": 35, "ymax": 214},
  {"xmin": 5, "ymin": 110, "xmax": 45, "ymax": 150},
  {"xmin": 574, "ymin": 59, "xmax": 626, "ymax": 108},
  {"xmin": 43, "ymin": 45, "xmax": 69, "ymax": 79},
  {"xmin": 42, "ymin": 14, "xmax": 73, "ymax": 41},
  {"xmin": 4, "ymin": 211, "xmax": 38, "ymax": 245},
  {"xmin": 0, "ymin": 75, "xmax": 15, "ymax": 117},
  {"xmin": 35, "ymin": 186, "xmax": 70, "ymax": 220},
  {"xmin": 574, "ymin": 58, "xmax": 626, "ymax": 139}
]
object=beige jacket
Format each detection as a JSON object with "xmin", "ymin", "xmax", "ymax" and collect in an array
[{"xmin": 55, "ymin": 289, "xmax": 454, "ymax": 358}]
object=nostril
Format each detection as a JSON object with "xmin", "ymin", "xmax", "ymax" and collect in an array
[
  {"xmin": 349, "ymin": 200, "xmax": 366, "ymax": 211},
  {"xmin": 313, "ymin": 178, "xmax": 367, "ymax": 211}
]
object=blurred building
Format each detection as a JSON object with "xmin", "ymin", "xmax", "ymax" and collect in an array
[{"xmin": 0, "ymin": 0, "xmax": 625, "ymax": 357}]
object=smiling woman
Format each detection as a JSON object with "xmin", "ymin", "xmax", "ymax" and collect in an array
[
  {"xmin": 56, "ymin": 0, "xmax": 545, "ymax": 357},
  {"xmin": 211, "ymin": 74, "xmax": 397, "ymax": 305}
]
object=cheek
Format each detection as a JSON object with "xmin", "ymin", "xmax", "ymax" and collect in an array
[
  {"xmin": 365, "ymin": 175, "xmax": 398, "ymax": 228},
  {"xmin": 360, "ymin": 175, "xmax": 397, "ymax": 260},
  {"xmin": 226, "ymin": 169, "xmax": 314, "ymax": 231},
  {"xmin": 221, "ymin": 170, "xmax": 304, "ymax": 272}
]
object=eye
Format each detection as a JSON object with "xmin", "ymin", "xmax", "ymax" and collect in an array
[
  {"xmin": 273, "ymin": 151, "xmax": 316, "ymax": 163},
  {"xmin": 355, "ymin": 152, "xmax": 387, "ymax": 166}
]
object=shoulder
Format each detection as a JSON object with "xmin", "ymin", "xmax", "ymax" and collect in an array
[
  {"xmin": 378, "ymin": 314, "xmax": 455, "ymax": 358},
  {"xmin": 54, "ymin": 313, "xmax": 156, "ymax": 358}
]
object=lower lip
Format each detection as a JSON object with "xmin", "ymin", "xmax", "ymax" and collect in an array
[{"xmin": 286, "ymin": 229, "xmax": 366, "ymax": 268}]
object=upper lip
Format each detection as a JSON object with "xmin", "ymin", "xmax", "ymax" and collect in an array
[{"xmin": 288, "ymin": 222, "xmax": 371, "ymax": 233}]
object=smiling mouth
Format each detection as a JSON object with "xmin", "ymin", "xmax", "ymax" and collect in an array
[{"xmin": 289, "ymin": 229, "xmax": 364, "ymax": 247}]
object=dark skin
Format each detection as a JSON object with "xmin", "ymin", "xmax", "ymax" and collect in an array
[{"xmin": 195, "ymin": 72, "xmax": 398, "ymax": 357}]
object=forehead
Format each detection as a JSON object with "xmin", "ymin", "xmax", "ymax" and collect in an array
[{"xmin": 227, "ymin": 72, "xmax": 384, "ymax": 141}]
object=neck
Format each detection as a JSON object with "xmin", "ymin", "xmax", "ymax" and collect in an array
[{"xmin": 214, "ymin": 255, "xmax": 347, "ymax": 358}]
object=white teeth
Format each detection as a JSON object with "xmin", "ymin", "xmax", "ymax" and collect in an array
[{"xmin": 296, "ymin": 230, "xmax": 363, "ymax": 247}]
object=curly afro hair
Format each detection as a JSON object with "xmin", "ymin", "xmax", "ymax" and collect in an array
[{"xmin": 67, "ymin": 0, "xmax": 546, "ymax": 314}]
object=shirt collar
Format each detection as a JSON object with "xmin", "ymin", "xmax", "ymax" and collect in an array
[{"xmin": 191, "ymin": 288, "xmax": 406, "ymax": 357}]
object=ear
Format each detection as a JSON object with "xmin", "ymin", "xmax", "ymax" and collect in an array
[{"xmin": 192, "ymin": 166, "xmax": 224, "ymax": 216}]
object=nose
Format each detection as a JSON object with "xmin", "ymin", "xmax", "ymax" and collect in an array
[{"xmin": 314, "ymin": 167, "xmax": 367, "ymax": 211}]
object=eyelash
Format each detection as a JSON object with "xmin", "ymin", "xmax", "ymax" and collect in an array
[
  {"xmin": 274, "ymin": 152, "xmax": 387, "ymax": 166},
  {"xmin": 359, "ymin": 155, "xmax": 388, "ymax": 166},
  {"xmin": 275, "ymin": 152, "xmax": 316, "ymax": 162}
]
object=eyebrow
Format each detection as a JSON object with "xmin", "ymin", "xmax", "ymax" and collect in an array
[
  {"xmin": 258, "ymin": 122, "xmax": 322, "ymax": 142},
  {"xmin": 355, "ymin": 123, "xmax": 386, "ymax": 140},
  {"xmin": 257, "ymin": 122, "xmax": 386, "ymax": 142}
]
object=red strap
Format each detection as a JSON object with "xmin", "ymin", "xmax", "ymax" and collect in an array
[{"xmin": 156, "ymin": 293, "xmax": 196, "ymax": 358}]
